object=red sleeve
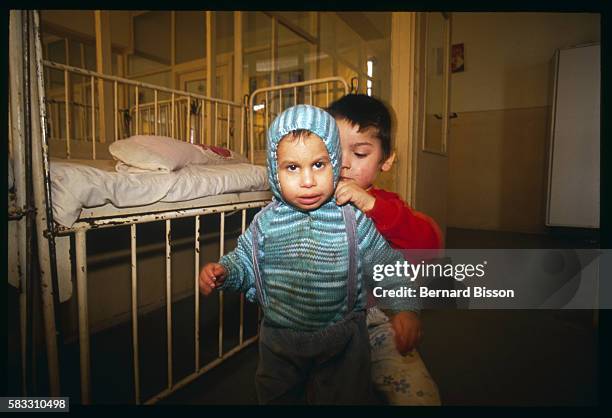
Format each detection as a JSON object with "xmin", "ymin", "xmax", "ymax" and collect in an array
[{"xmin": 365, "ymin": 188, "xmax": 443, "ymax": 251}]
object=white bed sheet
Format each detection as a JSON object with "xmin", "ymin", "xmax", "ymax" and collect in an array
[{"xmin": 51, "ymin": 159, "xmax": 269, "ymax": 227}]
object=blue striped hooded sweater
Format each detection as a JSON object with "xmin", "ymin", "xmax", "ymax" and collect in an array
[{"xmin": 219, "ymin": 105, "xmax": 419, "ymax": 331}]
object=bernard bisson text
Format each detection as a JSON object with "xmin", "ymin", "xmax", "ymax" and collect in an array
[{"xmin": 373, "ymin": 286, "xmax": 515, "ymax": 299}]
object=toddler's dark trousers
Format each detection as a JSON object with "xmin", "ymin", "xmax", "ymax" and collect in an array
[{"xmin": 255, "ymin": 311, "xmax": 376, "ymax": 405}]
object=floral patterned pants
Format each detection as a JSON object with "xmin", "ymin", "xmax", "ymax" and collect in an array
[{"xmin": 367, "ymin": 307, "xmax": 441, "ymax": 405}]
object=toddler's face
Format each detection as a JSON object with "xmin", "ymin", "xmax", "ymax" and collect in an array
[
  {"xmin": 277, "ymin": 133, "xmax": 334, "ymax": 211},
  {"xmin": 337, "ymin": 119, "xmax": 394, "ymax": 189}
]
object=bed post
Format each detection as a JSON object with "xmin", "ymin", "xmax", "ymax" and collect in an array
[
  {"xmin": 28, "ymin": 10, "xmax": 62, "ymax": 397},
  {"xmin": 9, "ymin": 9, "xmax": 31, "ymax": 396},
  {"xmin": 74, "ymin": 229, "xmax": 91, "ymax": 404}
]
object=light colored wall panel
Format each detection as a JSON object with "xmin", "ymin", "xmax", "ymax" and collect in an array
[
  {"xmin": 447, "ymin": 107, "xmax": 549, "ymax": 233},
  {"xmin": 451, "ymin": 12, "xmax": 600, "ymax": 113}
]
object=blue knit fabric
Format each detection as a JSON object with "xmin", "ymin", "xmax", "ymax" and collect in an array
[{"xmin": 219, "ymin": 105, "xmax": 419, "ymax": 331}]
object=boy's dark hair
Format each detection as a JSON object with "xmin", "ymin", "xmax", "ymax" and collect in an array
[{"xmin": 327, "ymin": 94, "xmax": 392, "ymax": 159}]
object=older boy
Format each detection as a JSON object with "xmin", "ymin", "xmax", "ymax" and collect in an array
[
  {"xmin": 199, "ymin": 105, "xmax": 420, "ymax": 405},
  {"xmin": 329, "ymin": 94, "xmax": 442, "ymax": 405}
]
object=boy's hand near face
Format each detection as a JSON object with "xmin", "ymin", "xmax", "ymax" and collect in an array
[
  {"xmin": 389, "ymin": 311, "xmax": 422, "ymax": 355},
  {"xmin": 199, "ymin": 263, "xmax": 228, "ymax": 295},
  {"xmin": 335, "ymin": 179, "xmax": 376, "ymax": 213}
]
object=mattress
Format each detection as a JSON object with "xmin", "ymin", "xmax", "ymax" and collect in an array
[{"xmin": 50, "ymin": 159, "xmax": 269, "ymax": 227}]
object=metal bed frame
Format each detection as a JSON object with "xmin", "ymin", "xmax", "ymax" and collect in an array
[{"xmin": 9, "ymin": 10, "xmax": 349, "ymax": 405}]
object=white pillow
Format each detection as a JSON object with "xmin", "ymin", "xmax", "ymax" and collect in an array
[{"xmin": 109, "ymin": 135, "xmax": 247, "ymax": 172}]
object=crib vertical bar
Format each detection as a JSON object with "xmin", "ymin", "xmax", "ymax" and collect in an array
[
  {"xmin": 75, "ymin": 230, "xmax": 91, "ymax": 404},
  {"xmin": 90, "ymin": 76, "xmax": 96, "ymax": 159},
  {"xmin": 265, "ymin": 92, "xmax": 269, "ymax": 150},
  {"xmin": 142, "ymin": 106, "xmax": 151, "ymax": 135},
  {"xmin": 294, "ymin": 86, "xmax": 297, "ymax": 107},
  {"xmin": 240, "ymin": 105, "xmax": 245, "ymax": 155},
  {"xmin": 194, "ymin": 215, "xmax": 200, "ymax": 371},
  {"xmin": 135, "ymin": 86, "xmax": 139, "ymax": 135},
  {"xmin": 64, "ymin": 69, "xmax": 70, "ymax": 157},
  {"xmin": 171, "ymin": 93, "xmax": 175, "ymax": 138},
  {"xmin": 326, "ymin": 83, "xmax": 330, "ymax": 106},
  {"xmin": 200, "ymin": 100, "xmax": 204, "ymax": 144},
  {"xmin": 114, "ymin": 81, "xmax": 118, "ymax": 141},
  {"xmin": 154, "ymin": 89, "xmax": 158, "ymax": 136},
  {"xmin": 309, "ymin": 85, "xmax": 313, "ymax": 105},
  {"xmin": 278, "ymin": 89, "xmax": 282, "ymax": 114},
  {"xmin": 226, "ymin": 103, "xmax": 230, "ymax": 147},
  {"xmin": 178, "ymin": 101, "xmax": 183, "ymax": 141},
  {"xmin": 130, "ymin": 224, "xmax": 141, "ymax": 404},
  {"xmin": 218, "ymin": 212, "xmax": 225, "ymax": 358},
  {"xmin": 239, "ymin": 209, "xmax": 246, "ymax": 345},
  {"xmin": 159, "ymin": 103, "xmax": 163, "ymax": 136},
  {"xmin": 165, "ymin": 102, "xmax": 172, "ymax": 137},
  {"xmin": 187, "ymin": 96, "xmax": 191, "ymax": 143},
  {"xmin": 161, "ymin": 101, "xmax": 166, "ymax": 139},
  {"xmin": 165, "ymin": 219, "xmax": 173, "ymax": 389},
  {"xmin": 64, "ymin": 38, "xmax": 70, "ymax": 148},
  {"xmin": 214, "ymin": 102, "xmax": 218, "ymax": 146}
]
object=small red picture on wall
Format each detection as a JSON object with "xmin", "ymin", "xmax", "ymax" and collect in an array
[{"xmin": 451, "ymin": 43, "xmax": 465, "ymax": 73}]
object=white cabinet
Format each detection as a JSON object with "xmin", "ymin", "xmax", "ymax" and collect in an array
[{"xmin": 546, "ymin": 44, "xmax": 600, "ymax": 228}]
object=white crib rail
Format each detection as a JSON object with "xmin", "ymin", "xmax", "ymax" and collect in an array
[
  {"xmin": 42, "ymin": 60, "xmax": 246, "ymax": 160},
  {"xmin": 248, "ymin": 77, "xmax": 349, "ymax": 164},
  {"xmin": 65, "ymin": 200, "xmax": 267, "ymax": 404}
]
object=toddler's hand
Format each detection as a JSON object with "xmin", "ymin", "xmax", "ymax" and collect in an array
[
  {"xmin": 199, "ymin": 263, "xmax": 228, "ymax": 295},
  {"xmin": 390, "ymin": 311, "xmax": 422, "ymax": 355},
  {"xmin": 335, "ymin": 179, "xmax": 376, "ymax": 213}
]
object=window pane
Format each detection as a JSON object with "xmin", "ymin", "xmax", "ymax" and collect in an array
[
  {"xmin": 40, "ymin": 10, "xmax": 95, "ymax": 41},
  {"xmin": 320, "ymin": 12, "xmax": 362, "ymax": 73},
  {"xmin": 243, "ymin": 12, "xmax": 272, "ymax": 94},
  {"xmin": 216, "ymin": 11, "xmax": 233, "ymax": 55},
  {"xmin": 244, "ymin": 12, "xmax": 272, "ymax": 51},
  {"xmin": 84, "ymin": 43, "xmax": 96, "ymax": 70},
  {"xmin": 133, "ymin": 11, "xmax": 171, "ymax": 65},
  {"xmin": 112, "ymin": 53, "xmax": 119, "ymax": 76},
  {"xmin": 276, "ymin": 12, "xmax": 316, "ymax": 38},
  {"xmin": 176, "ymin": 11, "xmax": 206, "ymax": 64},
  {"xmin": 318, "ymin": 12, "xmax": 391, "ymax": 101},
  {"xmin": 277, "ymin": 23, "xmax": 314, "ymax": 78},
  {"xmin": 68, "ymin": 39, "xmax": 81, "ymax": 67},
  {"xmin": 47, "ymin": 39, "xmax": 66, "ymax": 64}
]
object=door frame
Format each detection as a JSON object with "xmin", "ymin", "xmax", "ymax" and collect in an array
[
  {"xmin": 391, "ymin": 12, "xmax": 452, "ymax": 237},
  {"xmin": 390, "ymin": 12, "xmax": 418, "ymax": 204}
]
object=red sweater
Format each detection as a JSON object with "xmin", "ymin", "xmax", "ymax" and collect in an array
[{"xmin": 366, "ymin": 187, "xmax": 443, "ymax": 251}]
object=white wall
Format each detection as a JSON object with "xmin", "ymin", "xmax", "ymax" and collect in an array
[
  {"xmin": 447, "ymin": 12, "xmax": 600, "ymax": 233},
  {"xmin": 451, "ymin": 12, "xmax": 600, "ymax": 113}
]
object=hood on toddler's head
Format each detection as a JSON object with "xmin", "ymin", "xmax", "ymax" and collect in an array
[{"xmin": 266, "ymin": 104, "xmax": 341, "ymax": 202}]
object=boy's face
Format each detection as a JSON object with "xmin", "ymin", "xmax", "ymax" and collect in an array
[
  {"xmin": 337, "ymin": 119, "xmax": 394, "ymax": 189},
  {"xmin": 276, "ymin": 133, "xmax": 334, "ymax": 211}
]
